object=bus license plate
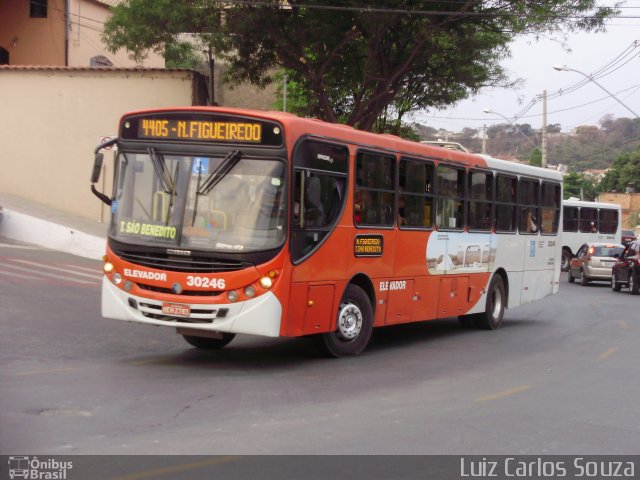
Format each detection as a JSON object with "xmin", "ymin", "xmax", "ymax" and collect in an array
[{"xmin": 162, "ymin": 303, "xmax": 190, "ymax": 318}]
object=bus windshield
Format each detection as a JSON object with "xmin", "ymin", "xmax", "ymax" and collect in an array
[{"xmin": 110, "ymin": 151, "xmax": 287, "ymax": 252}]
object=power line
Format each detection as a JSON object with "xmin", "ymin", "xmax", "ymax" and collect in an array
[{"xmin": 214, "ymin": 0, "xmax": 640, "ymax": 19}]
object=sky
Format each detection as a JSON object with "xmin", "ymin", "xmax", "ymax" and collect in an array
[{"xmin": 412, "ymin": 1, "xmax": 640, "ymax": 134}]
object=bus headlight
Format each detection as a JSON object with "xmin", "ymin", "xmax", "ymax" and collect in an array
[
  {"xmin": 228, "ymin": 290, "xmax": 239, "ymax": 302},
  {"xmin": 103, "ymin": 262, "xmax": 114, "ymax": 274},
  {"xmin": 259, "ymin": 276, "xmax": 273, "ymax": 289},
  {"xmin": 244, "ymin": 285, "xmax": 256, "ymax": 298},
  {"xmin": 123, "ymin": 280, "xmax": 133, "ymax": 292},
  {"xmin": 112, "ymin": 273, "xmax": 122, "ymax": 285}
]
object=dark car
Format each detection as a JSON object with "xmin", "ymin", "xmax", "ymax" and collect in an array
[
  {"xmin": 611, "ymin": 239, "xmax": 640, "ymax": 294},
  {"xmin": 568, "ymin": 242, "xmax": 625, "ymax": 286},
  {"xmin": 621, "ymin": 229, "xmax": 637, "ymax": 246}
]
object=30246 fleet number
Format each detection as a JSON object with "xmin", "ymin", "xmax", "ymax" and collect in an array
[{"xmin": 186, "ymin": 276, "xmax": 226, "ymax": 289}]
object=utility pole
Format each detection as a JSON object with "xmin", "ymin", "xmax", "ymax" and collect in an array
[
  {"xmin": 283, "ymin": 74, "xmax": 288, "ymax": 112},
  {"xmin": 482, "ymin": 124, "xmax": 487, "ymax": 154},
  {"xmin": 542, "ymin": 90, "xmax": 548, "ymax": 166},
  {"xmin": 207, "ymin": 47, "xmax": 215, "ymax": 106}
]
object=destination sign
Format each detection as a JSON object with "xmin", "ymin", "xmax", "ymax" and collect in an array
[
  {"xmin": 120, "ymin": 113, "xmax": 284, "ymax": 146},
  {"xmin": 139, "ymin": 119, "xmax": 262, "ymax": 142},
  {"xmin": 354, "ymin": 234, "xmax": 384, "ymax": 257}
]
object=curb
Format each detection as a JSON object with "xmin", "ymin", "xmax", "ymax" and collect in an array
[{"xmin": 0, "ymin": 208, "xmax": 106, "ymax": 260}]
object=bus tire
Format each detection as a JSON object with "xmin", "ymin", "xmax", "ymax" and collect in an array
[
  {"xmin": 561, "ymin": 249, "xmax": 571, "ymax": 272},
  {"xmin": 568, "ymin": 269, "xmax": 575, "ymax": 283},
  {"xmin": 318, "ymin": 284, "xmax": 373, "ymax": 357},
  {"xmin": 182, "ymin": 333, "xmax": 236, "ymax": 350},
  {"xmin": 629, "ymin": 271, "xmax": 639, "ymax": 295},
  {"xmin": 474, "ymin": 274, "xmax": 506, "ymax": 330}
]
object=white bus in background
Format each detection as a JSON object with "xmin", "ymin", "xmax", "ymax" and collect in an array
[{"xmin": 561, "ymin": 198, "xmax": 622, "ymax": 271}]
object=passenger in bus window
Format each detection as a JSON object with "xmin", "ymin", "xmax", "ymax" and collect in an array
[
  {"xmin": 523, "ymin": 208, "xmax": 538, "ymax": 233},
  {"xmin": 355, "ymin": 189, "xmax": 371, "ymax": 224},
  {"xmin": 304, "ymin": 177, "xmax": 325, "ymax": 226},
  {"xmin": 326, "ymin": 177, "xmax": 344, "ymax": 223},
  {"xmin": 590, "ymin": 221, "xmax": 597, "ymax": 233},
  {"xmin": 398, "ymin": 195, "xmax": 406, "ymax": 226}
]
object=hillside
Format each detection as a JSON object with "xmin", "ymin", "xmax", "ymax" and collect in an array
[{"xmin": 417, "ymin": 116, "xmax": 640, "ymax": 172}]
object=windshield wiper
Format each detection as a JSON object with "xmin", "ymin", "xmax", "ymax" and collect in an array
[
  {"xmin": 148, "ymin": 147, "xmax": 174, "ymax": 193},
  {"xmin": 165, "ymin": 162, "xmax": 180, "ymax": 226},
  {"xmin": 191, "ymin": 150, "xmax": 241, "ymax": 226},
  {"xmin": 198, "ymin": 150, "xmax": 242, "ymax": 197}
]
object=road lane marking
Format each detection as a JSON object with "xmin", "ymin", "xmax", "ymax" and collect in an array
[
  {"xmin": 16, "ymin": 367, "xmax": 78, "ymax": 376},
  {"xmin": 0, "ymin": 243, "xmax": 42, "ymax": 250},
  {"xmin": 598, "ymin": 347, "xmax": 619, "ymax": 360},
  {"xmin": 0, "ymin": 270, "xmax": 45, "ymax": 281},
  {"xmin": 3, "ymin": 263, "xmax": 98, "ymax": 285},
  {"xmin": 11, "ymin": 258, "xmax": 102, "ymax": 280},
  {"xmin": 111, "ymin": 456, "xmax": 242, "ymax": 480},
  {"xmin": 59, "ymin": 263, "xmax": 102, "ymax": 275},
  {"xmin": 475, "ymin": 385, "xmax": 532, "ymax": 402},
  {"xmin": 128, "ymin": 357, "xmax": 175, "ymax": 366}
]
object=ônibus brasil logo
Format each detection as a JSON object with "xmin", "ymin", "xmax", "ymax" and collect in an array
[{"xmin": 8, "ymin": 456, "xmax": 73, "ymax": 480}]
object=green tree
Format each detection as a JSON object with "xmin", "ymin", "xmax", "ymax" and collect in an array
[
  {"xmin": 164, "ymin": 41, "xmax": 201, "ymax": 69},
  {"xmin": 103, "ymin": 0, "xmax": 616, "ymax": 130},
  {"xmin": 529, "ymin": 148, "xmax": 542, "ymax": 167},
  {"xmin": 599, "ymin": 146, "xmax": 640, "ymax": 193},
  {"xmin": 564, "ymin": 172, "xmax": 598, "ymax": 200}
]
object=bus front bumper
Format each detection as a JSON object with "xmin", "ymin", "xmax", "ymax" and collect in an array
[{"xmin": 101, "ymin": 277, "xmax": 282, "ymax": 337}]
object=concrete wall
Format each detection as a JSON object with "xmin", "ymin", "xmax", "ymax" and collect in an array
[
  {"xmin": 598, "ymin": 192, "xmax": 640, "ymax": 229},
  {"xmin": 0, "ymin": 67, "xmax": 200, "ymax": 223}
]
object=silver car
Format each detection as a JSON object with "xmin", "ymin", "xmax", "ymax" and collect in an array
[{"xmin": 568, "ymin": 242, "xmax": 625, "ymax": 285}]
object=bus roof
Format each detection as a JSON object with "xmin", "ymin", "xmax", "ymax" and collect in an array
[
  {"xmin": 563, "ymin": 199, "xmax": 621, "ymax": 210},
  {"xmin": 120, "ymin": 106, "xmax": 562, "ymax": 181},
  {"xmin": 477, "ymin": 154, "xmax": 564, "ymax": 182}
]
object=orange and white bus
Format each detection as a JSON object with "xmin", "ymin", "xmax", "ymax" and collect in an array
[
  {"xmin": 560, "ymin": 199, "xmax": 621, "ymax": 271},
  {"xmin": 91, "ymin": 107, "xmax": 563, "ymax": 356}
]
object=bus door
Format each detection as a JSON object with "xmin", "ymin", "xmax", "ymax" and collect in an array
[{"xmin": 289, "ymin": 140, "xmax": 349, "ymax": 335}]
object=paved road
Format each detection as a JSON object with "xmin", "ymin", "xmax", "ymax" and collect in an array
[{"xmin": 1, "ymin": 238, "xmax": 639, "ymax": 457}]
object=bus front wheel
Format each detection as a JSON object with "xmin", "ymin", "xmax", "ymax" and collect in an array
[
  {"xmin": 318, "ymin": 284, "xmax": 373, "ymax": 357},
  {"xmin": 182, "ymin": 333, "xmax": 236, "ymax": 350}
]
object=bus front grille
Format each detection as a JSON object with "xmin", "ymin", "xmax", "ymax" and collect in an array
[
  {"xmin": 113, "ymin": 250, "xmax": 251, "ymax": 273},
  {"xmin": 137, "ymin": 283, "xmax": 222, "ymax": 296}
]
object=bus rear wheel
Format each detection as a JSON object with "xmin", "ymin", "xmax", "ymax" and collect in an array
[
  {"xmin": 182, "ymin": 333, "xmax": 236, "ymax": 350},
  {"xmin": 318, "ymin": 284, "xmax": 373, "ymax": 357},
  {"xmin": 473, "ymin": 274, "xmax": 506, "ymax": 330}
]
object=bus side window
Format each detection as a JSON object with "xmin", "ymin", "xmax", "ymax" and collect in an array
[
  {"xmin": 398, "ymin": 157, "xmax": 433, "ymax": 229},
  {"xmin": 495, "ymin": 175, "xmax": 517, "ymax": 232},
  {"xmin": 540, "ymin": 182, "xmax": 560, "ymax": 234},
  {"xmin": 355, "ymin": 152, "xmax": 395, "ymax": 227},
  {"xmin": 435, "ymin": 164, "xmax": 464, "ymax": 230}
]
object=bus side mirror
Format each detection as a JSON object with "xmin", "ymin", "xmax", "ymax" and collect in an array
[{"xmin": 91, "ymin": 153, "xmax": 104, "ymax": 184}]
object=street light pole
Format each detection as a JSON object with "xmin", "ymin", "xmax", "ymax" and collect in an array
[
  {"xmin": 483, "ymin": 108, "xmax": 540, "ymax": 153},
  {"xmin": 553, "ymin": 64, "xmax": 640, "ymax": 119},
  {"xmin": 541, "ymin": 90, "xmax": 547, "ymax": 166}
]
